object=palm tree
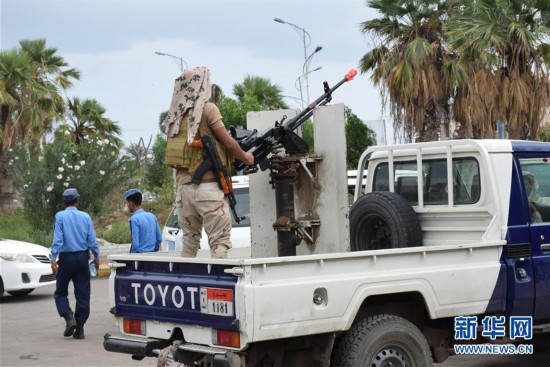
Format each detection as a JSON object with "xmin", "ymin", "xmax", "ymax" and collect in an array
[
  {"xmin": 446, "ymin": 0, "xmax": 550, "ymax": 139},
  {"xmin": 0, "ymin": 39, "xmax": 80, "ymax": 212},
  {"xmin": 233, "ymin": 75, "xmax": 289, "ymax": 110},
  {"xmin": 125, "ymin": 137, "xmax": 151, "ymax": 169},
  {"xmin": 60, "ymin": 97, "xmax": 123, "ymax": 149},
  {"xmin": 359, "ymin": 0, "xmax": 454, "ymax": 142}
]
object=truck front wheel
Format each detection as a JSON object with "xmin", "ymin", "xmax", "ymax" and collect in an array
[{"xmin": 333, "ymin": 314, "xmax": 432, "ymax": 367}]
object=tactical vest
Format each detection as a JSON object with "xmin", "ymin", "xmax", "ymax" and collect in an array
[{"xmin": 164, "ymin": 114, "xmax": 232, "ymax": 173}]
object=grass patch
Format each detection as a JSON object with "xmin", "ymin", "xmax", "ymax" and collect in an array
[
  {"xmin": 1, "ymin": 202, "xmax": 173, "ymax": 246},
  {"xmin": 0, "ymin": 211, "xmax": 52, "ymax": 247}
]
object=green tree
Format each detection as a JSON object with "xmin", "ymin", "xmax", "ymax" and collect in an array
[
  {"xmin": 301, "ymin": 107, "xmax": 376, "ymax": 168},
  {"xmin": 345, "ymin": 108, "xmax": 376, "ymax": 169},
  {"xmin": 145, "ymin": 133, "xmax": 172, "ymax": 190},
  {"xmin": 360, "ymin": 0, "xmax": 453, "ymax": 142},
  {"xmin": 0, "ymin": 39, "xmax": 80, "ymax": 212},
  {"xmin": 446, "ymin": 0, "xmax": 550, "ymax": 139},
  {"xmin": 233, "ymin": 75, "xmax": 289, "ymax": 110},
  {"xmin": 217, "ymin": 94, "xmax": 263, "ymax": 129},
  {"xmin": 59, "ymin": 97, "xmax": 123, "ymax": 148},
  {"xmin": 12, "ymin": 131, "xmax": 133, "ymax": 234}
]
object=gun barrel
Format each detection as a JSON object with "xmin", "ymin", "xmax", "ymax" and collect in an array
[{"xmin": 284, "ymin": 68, "xmax": 357, "ymax": 131}]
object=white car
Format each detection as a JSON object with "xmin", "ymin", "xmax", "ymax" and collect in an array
[
  {"xmin": 161, "ymin": 177, "xmax": 251, "ymax": 253},
  {"xmin": 0, "ymin": 239, "xmax": 56, "ymax": 297}
]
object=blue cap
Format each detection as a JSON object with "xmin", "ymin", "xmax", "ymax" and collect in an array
[
  {"xmin": 62, "ymin": 188, "xmax": 80, "ymax": 202},
  {"xmin": 124, "ymin": 189, "xmax": 142, "ymax": 199}
]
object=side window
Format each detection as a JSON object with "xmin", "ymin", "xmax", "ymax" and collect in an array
[
  {"xmin": 372, "ymin": 161, "xmax": 420, "ymax": 204},
  {"xmin": 424, "ymin": 158, "xmax": 480, "ymax": 205},
  {"xmin": 373, "ymin": 158, "xmax": 480, "ymax": 205},
  {"xmin": 519, "ymin": 158, "xmax": 550, "ymax": 223}
]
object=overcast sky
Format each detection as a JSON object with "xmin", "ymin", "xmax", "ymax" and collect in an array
[{"xmin": 1, "ymin": 0, "xmax": 390, "ymax": 146}]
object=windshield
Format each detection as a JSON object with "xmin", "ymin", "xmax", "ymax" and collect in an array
[{"xmin": 165, "ymin": 187, "xmax": 250, "ymax": 228}]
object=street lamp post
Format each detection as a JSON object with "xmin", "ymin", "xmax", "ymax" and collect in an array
[
  {"xmin": 303, "ymin": 46, "xmax": 323, "ymax": 105},
  {"xmin": 154, "ymin": 51, "xmax": 188, "ymax": 71},
  {"xmin": 294, "ymin": 66, "xmax": 322, "ymax": 108},
  {"xmin": 274, "ymin": 18, "xmax": 322, "ymax": 105}
]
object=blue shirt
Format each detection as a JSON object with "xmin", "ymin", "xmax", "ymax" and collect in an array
[
  {"xmin": 51, "ymin": 207, "xmax": 99, "ymax": 261},
  {"xmin": 129, "ymin": 209, "xmax": 162, "ymax": 253}
]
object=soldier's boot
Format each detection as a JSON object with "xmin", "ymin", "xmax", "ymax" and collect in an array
[
  {"xmin": 73, "ymin": 324, "xmax": 85, "ymax": 339},
  {"xmin": 63, "ymin": 312, "xmax": 77, "ymax": 337}
]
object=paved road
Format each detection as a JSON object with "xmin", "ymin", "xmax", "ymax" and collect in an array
[
  {"xmin": 0, "ymin": 277, "xmax": 154, "ymax": 367},
  {"xmin": 1, "ymin": 277, "xmax": 548, "ymax": 366}
]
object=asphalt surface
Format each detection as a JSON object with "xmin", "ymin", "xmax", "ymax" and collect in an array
[{"xmin": 0, "ymin": 277, "xmax": 549, "ymax": 367}]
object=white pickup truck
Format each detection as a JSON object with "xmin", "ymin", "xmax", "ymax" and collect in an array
[{"xmin": 104, "ymin": 139, "xmax": 550, "ymax": 367}]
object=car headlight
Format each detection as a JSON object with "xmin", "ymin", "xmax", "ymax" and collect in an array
[{"xmin": 0, "ymin": 253, "xmax": 36, "ymax": 263}]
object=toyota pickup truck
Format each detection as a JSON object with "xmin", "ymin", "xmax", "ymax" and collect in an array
[{"xmin": 104, "ymin": 139, "xmax": 550, "ymax": 367}]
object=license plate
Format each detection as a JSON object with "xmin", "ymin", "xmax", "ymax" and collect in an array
[{"xmin": 200, "ymin": 287, "xmax": 234, "ymax": 317}]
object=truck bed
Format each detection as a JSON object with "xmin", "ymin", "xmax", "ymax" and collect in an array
[{"xmin": 109, "ymin": 240, "xmax": 505, "ymax": 348}]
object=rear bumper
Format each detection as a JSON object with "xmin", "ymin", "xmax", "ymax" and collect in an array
[{"xmin": 103, "ymin": 334, "xmax": 243, "ymax": 366}]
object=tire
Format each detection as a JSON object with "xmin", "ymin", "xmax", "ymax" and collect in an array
[
  {"xmin": 333, "ymin": 314, "xmax": 432, "ymax": 367},
  {"xmin": 7, "ymin": 289, "xmax": 34, "ymax": 297},
  {"xmin": 0, "ymin": 276, "xmax": 4, "ymax": 298},
  {"xmin": 349, "ymin": 191, "xmax": 422, "ymax": 251}
]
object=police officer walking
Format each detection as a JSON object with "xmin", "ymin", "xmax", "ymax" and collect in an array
[
  {"xmin": 124, "ymin": 188, "xmax": 162, "ymax": 253},
  {"xmin": 51, "ymin": 188, "xmax": 99, "ymax": 339}
]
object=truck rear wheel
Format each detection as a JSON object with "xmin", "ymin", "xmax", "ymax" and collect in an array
[
  {"xmin": 349, "ymin": 191, "xmax": 422, "ymax": 251},
  {"xmin": 332, "ymin": 314, "xmax": 432, "ymax": 367}
]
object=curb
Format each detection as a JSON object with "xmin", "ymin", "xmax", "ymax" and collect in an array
[{"xmin": 97, "ymin": 264, "xmax": 111, "ymax": 277}]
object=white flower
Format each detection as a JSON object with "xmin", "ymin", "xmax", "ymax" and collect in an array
[
  {"xmin": 103, "ymin": 138, "xmax": 109, "ymax": 145},
  {"xmin": 8, "ymin": 148, "xmax": 13, "ymax": 152},
  {"xmin": 63, "ymin": 182, "xmax": 69, "ymax": 187},
  {"xmin": 38, "ymin": 156, "xmax": 43, "ymax": 161},
  {"xmin": 67, "ymin": 164, "xmax": 73, "ymax": 169},
  {"xmin": 64, "ymin": 130, "xmax": 70, "ymax": 135},
  {"xmin": 61, "ymin": 157, "xmax": 65, "ymax": 164},
  {"xmin": 46, "ymin": 185, "xmax": 54, "ymax": 192},
  {"xmin": 74, "ymin": 165, "xmax": 80, "ymax": 171},
  {"xmin": 14, "ymin": 156, "xmax": 19, "ymax": 160},
  {"xmin": 80, "ymin": 160, "xmax": 85, "ymax": 166},
  {"xmin": 66, "ymin": 177, "xmax": 71, "ymax": 182},
  {"xmin": 97, "ymin": 140, "xmax": 104, "ymax": 147},
  {"xmin": 99, "ymin": 170, "xmax": 105, "ymax": 176},
  {"xmin": 58, "ymin": 167, "xmax": 64, "ymax": 172},
  {"xmin": 57, "ymin": 174, "xmax": 63, "ymax": 180},
  {"xmin": 62, "ymin": 153, "xmax": 67, "ymax": 157},
  {"xmin": 23, "ymin": 184, "xmax": 28, "ymax": 189},
  {"xmin": 8, "ymin": 161, "xmax": 12, "ymax": 166},
  {"xmin": 111, "ymin": 151, "xmax": 115, "ymax": 156}
]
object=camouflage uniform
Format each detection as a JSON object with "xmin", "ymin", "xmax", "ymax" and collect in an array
[{"xmin": 164, "ymin": 68, "xmax": 233, "ymax": 258}]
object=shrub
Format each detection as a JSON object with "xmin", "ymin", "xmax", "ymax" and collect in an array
[{"xmin": 12, "ymin": 132, "xmax": 136, "ymax": 233}]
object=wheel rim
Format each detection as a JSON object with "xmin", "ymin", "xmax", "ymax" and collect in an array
[
  {"xmin": 370, "ymin": 345, "xmax": 413, "ymax": 367},
  {"xmin": 356, "ymin": 214, "xmax": 391, "ymax": 250}
]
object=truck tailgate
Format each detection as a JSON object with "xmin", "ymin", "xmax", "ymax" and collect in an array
[{"xmin": 112, "ymin": 258, "xmax": 239, "ymax": 331}]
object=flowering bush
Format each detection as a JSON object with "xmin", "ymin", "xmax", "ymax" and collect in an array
[{"xmin": 12, "ymin": 132, "xmax": 136, "ymax": 232}]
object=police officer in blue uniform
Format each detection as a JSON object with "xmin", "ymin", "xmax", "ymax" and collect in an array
[
  {"xmin": 51, "ymin": 188, "xmax": 99, "ymax": 340},
  {"xmin": 124, "ymin": 189, "xmax": 162, "ymax": 253}
]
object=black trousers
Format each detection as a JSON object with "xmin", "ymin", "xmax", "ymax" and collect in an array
[{"xmin": 54, "ymin": 251, "xmax": 91, "ymax": 325}]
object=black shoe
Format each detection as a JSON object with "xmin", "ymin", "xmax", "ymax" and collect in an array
[
  {"xmin": 73, "ymin": 324, "xmax": 85, "ymax": 339},
  {"xmin": 63, "ymin": 312, "xmax": 77, "ymax": 337}
]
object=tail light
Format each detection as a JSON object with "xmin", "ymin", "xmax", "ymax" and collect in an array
[
  {"xmin": 123, "ymin": 318, "xmax": 146, "ymax": 335},
  {"xmin": 213, "ymin": 329, "xmax": 240, "ymax": 348}
]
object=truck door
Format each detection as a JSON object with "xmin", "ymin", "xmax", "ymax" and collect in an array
[{"xmin": 517, "ymin": 155, "xmax": 550, "ymax": 323}]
